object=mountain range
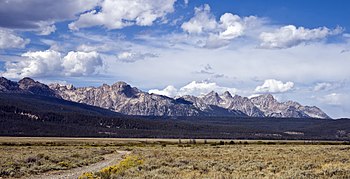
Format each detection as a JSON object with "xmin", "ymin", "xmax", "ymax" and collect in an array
[
  {"xmin": 0, "ymin": 77, "xmax": 330, "ymax": 119},
  {"xmin": 46, "ymin": 78, "xmax": 329, "ymax": 119}
]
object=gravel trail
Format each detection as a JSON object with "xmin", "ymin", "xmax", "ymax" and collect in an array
[{"xmin": 26, "ymin": 150, "xmax": 130, "ymax": 179}]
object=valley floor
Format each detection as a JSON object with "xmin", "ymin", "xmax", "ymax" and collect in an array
[{"xmin": 0, "ymin": 137, "xmax": 349, "ymax": 178}]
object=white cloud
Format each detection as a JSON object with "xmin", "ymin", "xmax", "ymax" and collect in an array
[
  {"xmin": 203, "ymin": 34, "xmax": 230, "ymax": 49},
  {"xmin": 36, "ymin": 22, "xmax": 57, "ymax": 35},
  {"xmin": 218, "ymin": 13, "xmax": 245, "ymax": 40},
  {"xmin": 0, "ymin": 28, "xmax": 30, "ymax": 49},
  {"xmin": 181, "ymin": 4, "xmax": 261, "ymax": 48},
  {"xmin": 314, "ymin": 82, "xmax": 332, "ymax": 91},
  {"xmin": 2, "ymin": 50, "xmax": 62, "ymax": 78},
  {"xmin": 181, "ymin": 4, "xmax": 217, "ymax": 34},
  {"xmin": 259, "ymin": 25, "xmax": 342, "ymax": 49},
  {"xmin": 2, "ymin": 50, "xmax": 103, "ymax": 78},
  {"xmin": 62, "ymin": 51, "xmax": 102, "ymax": 76},
  {"xmin": 255, "ymin": 79, "xmax": 294, "ymax": 93},
  {"xmin": 149, "ymin": 81, "xmax": 238, "ymax": 97},
  {"xmin": 149, "ymin": 85, "xmax": 178, "ymax": 97},
  {"xmin": 69, "ymin": 0, "xmax": 176, "ymax": 30},
  {"xmin": 117, "ymin": 51, "xmax": 158, "ymax": 63}
]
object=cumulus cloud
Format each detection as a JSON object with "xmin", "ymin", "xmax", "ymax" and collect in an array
[
  {"xmin": 1, "ymin": 50, "xmax": 103, "ymax": 78},
  {"xmin": 0, "ymin": 28, "xmax": 30, "ymax": 49},
  {"xmin": 218, "ymin": 13, "xmax": 245, "ymax": 40},
  {"xmin": 149, "ymin": 81, "xmax": 238, "ymax": 97},
  {"xmin": 259, "ymin": 25, "xmax": 343, "ymax": 49},
  {"xmin": 62, "ymin": 51, "xmax": 102, "ymax": 76},
  {"xmin": 181, "ymin": 4, "xmax": 217, "ymax": 34},
  {"xmin": 36, "ymin": 22, "xmax": 57, "ymax": 36},
  {"xmin": 0, "ymin": 0, "xmax": 98, "ymax": 32},
  {"xmin": 149, "ymin": 85, "xmax": 178, "ymax": 97},
  {"xmin": 255, "ymin": 79, "xmax": 294, "ymax": 93},
  {"xmin": 181, "ymin": 4, "xmax": 261, "ymax": 48},
  {"xmin": 69, "ymin": 0, "xmax": 176, "ymax": 30},
  {"xmin": 117, "ymin": 51, "xmax": 158, "ymax": 63}
]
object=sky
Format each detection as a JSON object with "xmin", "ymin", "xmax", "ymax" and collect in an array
[{"xmin": 0, "ymin": 0, "xmax": 350, "ymax": 118}]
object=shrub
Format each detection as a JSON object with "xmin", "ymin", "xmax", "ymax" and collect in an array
[{"xmin": 79, "ymin": 155, "xmax": 143, "ymax": 179}]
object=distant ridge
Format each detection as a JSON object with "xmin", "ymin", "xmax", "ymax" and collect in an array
[
  {"xmin": 48, "ymin": 78, "xmax": 329, "ymax": 119},
  {"xmin": 0, "ymin": 77, "xmax": 330, "ymax": 119},
  {"xmin": 0, "ymin": 77, "xmax": 347, "ymax": 139}
]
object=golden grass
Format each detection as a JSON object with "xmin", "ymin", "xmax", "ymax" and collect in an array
[
  {"xmin": 79, "ymin": 155, "xmax": 143, "ymax": 179},
  {"xmin": 0, "ymin": 146, "xmax": 117, "ymax": 178},
  {"xmin": 120, "ymin": 145, "xmax": 350, "ymax": 178},
  {"xmin": 0, "ymin": 137, "xmax": 349, "ymax": 178}
]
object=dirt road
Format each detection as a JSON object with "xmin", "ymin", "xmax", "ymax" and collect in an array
[{"xmin": 26, "ymin": 150, "xmax": 130, "ymax": 179}]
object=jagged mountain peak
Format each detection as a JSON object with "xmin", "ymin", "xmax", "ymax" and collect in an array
[
  {"xmin": 18, "ymin": 77, "xmax": 45, "ymax": 89},
  {"xmin": 18, "ymin": 77, "xmax": 36, "ymax": 84},
  {"xmin": 110, "ymin": 81, "xmax": 141, "ymax": 98},
  {"xmin": 284, "ymin": 100, "xmax": 302, "ymax": 107},
  {"xmin": 250, "ymin": 94, "xmax": 278, "ymax": 108},
  {"xmin": 50, "ymin": 80, "xmax": 330, "ymax": 119},
  {"xmin": 221, "ymin": 91, "xmax": 233, "ymax": 99},
  {"xmin": 202, "ymin": 91, "xmax": 222, "ymax": 105},
  {"xmin": 0, "ymin": 77, "xmax": 10, "ymax": 82},
  {"xmin": 253, "ymin": 93, "xmax": 275, "ymax": 100},
  {"xmin": 250, "ymin": 94, "xmax": 330, "ymax": 119},
  {"xmin": 0, "ymin": 77, "xmax": 331, "ymax": 119},
  {"xmin": 49, "ymin": 83, "xmax": 76, "ymax": 90},
  {"xmin": 1, "ymin": 77, "xmax": 59, "ymax": 98},
  {"xmin": 205, "ymin": 90, "xmax": 219, "ymax": 97},
  {"xmin": 232, "ymin": 94, "xmax": 243, "ymax": 99},
  {"xmin": 0, "ymin": 77, "xmax": 19, "ymax": 92},
  {"xmin": 111, "ymin": 81, "xmax": 129, "ymax": 88}
]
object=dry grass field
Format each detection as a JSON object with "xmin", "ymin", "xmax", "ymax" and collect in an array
[
  {"xmin": 0, "ymin": 137, "xmax": 349, "ymax": 178},
  {"xmin": 121, "ymin": 144, "xmax": 350, "ymax": 178},
  {"xmin": 0, "ymin": 145, "xmax": 117, "ymax": 178}
]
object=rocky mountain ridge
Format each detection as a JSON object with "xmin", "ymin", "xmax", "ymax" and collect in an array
[
  {"xmin": 0, "ymin": 77, "xmax": 330, "ymax": 118},
  {"xmin": 49, "ymin": 81, "xmax": 245, "ymax": 117},
  {"xmin": 0, "ymin": 77, "xmax": 59, "ymax": 98}
]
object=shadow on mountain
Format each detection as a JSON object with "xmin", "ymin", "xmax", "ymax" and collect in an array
[{"xmin": 1, "ymin": 93, "xmax": 350, "ymax": 140}]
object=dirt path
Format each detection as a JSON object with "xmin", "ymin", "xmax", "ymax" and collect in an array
[{"xmin": 26, "ymin": 150, "xmax": 131, "ymax": 179}]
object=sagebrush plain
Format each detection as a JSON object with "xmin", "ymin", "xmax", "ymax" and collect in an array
[{"xmin": 0, "ymin": 137, "xmax": 349, "ymax": 179}]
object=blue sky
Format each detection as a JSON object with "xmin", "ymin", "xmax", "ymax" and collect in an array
[{"xmin": 1, "ymin": 0, "xmax": 350, "ymax": 118}]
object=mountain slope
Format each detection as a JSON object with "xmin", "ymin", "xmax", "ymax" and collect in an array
[
  {"xmin": 0, "ymin": 93, "xmax": 121, "ymax": 118},
  {"xmin": 250, "ymin": 94, "xmax": 330, "ymax": 119},
  {"xmin": 0, "ymin": 77, "xmax": 59, "ymax": 98},
  {"xmin": 0, "ymin": 77, "xmax": 330, "ymax": 119},
  {"xmin": 50, "ymin": 82, "xmax": 248, "ymax": 117},
  {"xmin": 50, "ymin": 80, "xmax": 330, "ymax": 118},
  {"xmin": 50, "ymin": 82, "xmax": 200, "ymax": 116}
]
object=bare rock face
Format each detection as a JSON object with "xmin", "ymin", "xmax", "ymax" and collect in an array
[
  {"xmin": 50, "ymin": 81, "xmax": 331, "ymax": 119},
  {"xmin": 18, "ymin": 77, "xmax": 59, "ymax": 98},
  {"xmin": 50, "ymin": 82, "xmax": 202, "ymax": 116},
  {"xmin": 180, "ymin": 94, "xmax": 247, "ymax": 117},
  {"xmin": 182, "ymin": 91, "xmax": 265, "ymax": 117},
  {"xmin": 225, "ymin": 94, "xmax": 265, "ymax": 117},
  {"xmin": 1, "ymin": 77, "xmax": 330, "ymax": 118},
  {"xmin": 250, "ymin": 94, "xmax": 330, "ymax": 119}
]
